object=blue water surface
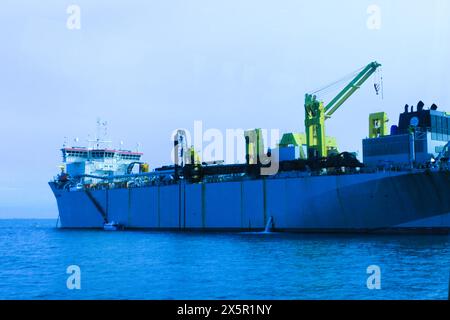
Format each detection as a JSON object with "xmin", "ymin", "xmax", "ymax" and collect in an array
[{"xmin": 0, "ymin": 219, "xmax": 449, "ymax": 300}]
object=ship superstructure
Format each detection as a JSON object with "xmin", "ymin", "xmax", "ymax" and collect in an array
[
  {"xmin": 58, "ymin": 119, "xmax": 148, "ymax": 189},
  {"xmin": 363, "ymin": 102, "xmax": 450, "ymax": 168},
  {"xmin": 61, "ymin": 147, "xmax": 144, "ymax": 186}
]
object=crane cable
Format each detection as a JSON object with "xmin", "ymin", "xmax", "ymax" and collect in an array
[
  {"xmin": 380, "ymin": 68, "xmax": 384, "ymax": 100},
  {"xmin": 373, "ymin": 68, "xmax": 384, "ymax": 100},
  {"xmin": 310, "ymin": 66, "xmax": 365, "ymax": 96}
]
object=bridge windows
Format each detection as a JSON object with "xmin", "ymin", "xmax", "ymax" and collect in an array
[
  {"xmin": 91, "ymin": 151, "xmax": 105, "ymax": 158},
  {"xmin": 431, "ymin": 115, "xmax": 450, "ymax": 141},
  {"xmin": 65, "ymin": 150, "xmax": 88, "ymax": 158}
]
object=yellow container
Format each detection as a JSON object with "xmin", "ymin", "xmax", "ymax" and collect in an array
[{"xmin": 140, "ymin": 163, "xmax": 150, "ymax": 173}]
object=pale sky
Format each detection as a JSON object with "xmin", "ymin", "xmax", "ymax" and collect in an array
[{"xmin": 1, "ymin": 0, "xmax": 449, "ymax": 218}]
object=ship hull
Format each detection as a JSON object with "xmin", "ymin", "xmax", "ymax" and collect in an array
[{"xmin": 49, "ymin": 170, "xmax": 450, "ymax": 233}]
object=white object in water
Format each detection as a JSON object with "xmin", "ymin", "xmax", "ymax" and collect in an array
[
  {"xmin": 264, "ymin": 216, "xmax": 274, "ymax": 233},
  {"xmin": 103, "ymin": 221, "xmax": 123, "ymax": 231}
]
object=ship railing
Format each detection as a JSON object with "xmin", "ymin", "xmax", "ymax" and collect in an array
[
  {"xmin": 360, "ymin": 162, "xmax": 449, "ymax": 174},
  {"xmin": 76, "ymin": 172, "xmax": 177, "ymax": 190},
  {"xmin": 54, "ymin": 171, "xmax": 178, "ymax": 191}
]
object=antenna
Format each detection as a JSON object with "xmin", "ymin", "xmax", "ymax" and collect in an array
[
  {"xmin": 96, "ymin": 117, "xmax": 101, "ymax": 147},
  {"xmin": 103, "ymin": 120, "xmax": 108, "ymax": 142},
  {"xmin": 89, "ymin": 118, "xmax": 112, "ymax": 149}
]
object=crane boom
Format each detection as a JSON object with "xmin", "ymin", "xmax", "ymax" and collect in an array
[
  {"xmin": 304, "ymin": 61, "xmax": 382, "ymax": 159},
  {"xmin": 324, "ymin": 61, "xmax": 381, "ymax": 117}
]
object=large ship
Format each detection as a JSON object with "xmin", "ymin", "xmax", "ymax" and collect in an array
[{"xmin": 49, "ymin": 62, "xmax": 450, "ymax": 232}]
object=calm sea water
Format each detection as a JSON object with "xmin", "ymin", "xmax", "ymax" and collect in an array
[{"xmin": 0, "ymin": 219, "xmax": 449, "ymax": 300}]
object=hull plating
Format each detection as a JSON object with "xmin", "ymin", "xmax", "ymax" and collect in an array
[{"xmin": 49, "ymin": 171, "xmax": 450, "ymax": 232}]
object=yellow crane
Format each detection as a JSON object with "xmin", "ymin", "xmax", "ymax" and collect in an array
[{"xmin": 304, "ymin": 61, "xmax": 382, "ymax": 158}]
